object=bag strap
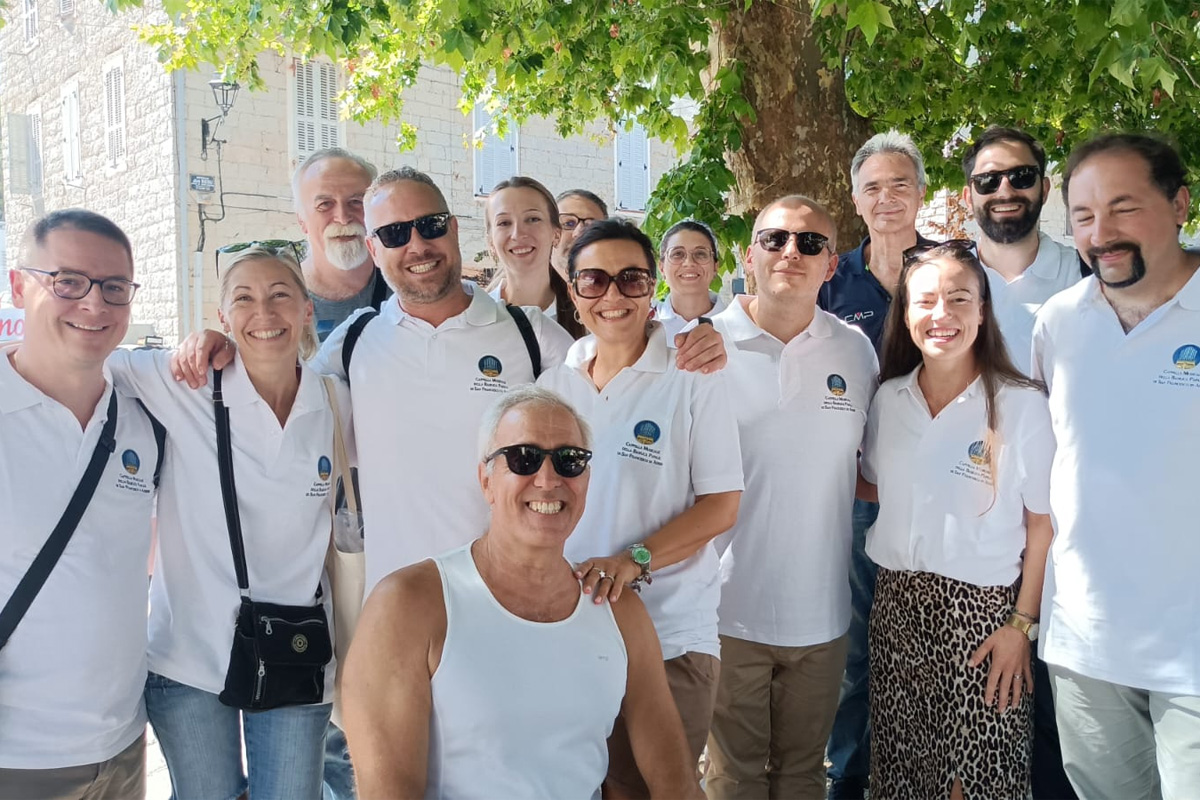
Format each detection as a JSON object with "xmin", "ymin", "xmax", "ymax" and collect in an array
[
  {"xmin": 506, "ymin": 304, "xmax": 542, "ymax": 379},
  {"xmin": 213, "ymin": 369, "xmax": 251, "ymax": 596},
  {"xmin": 0, "ymin": 391, "xmax": 119, "ymax": 650},
  {"xmin": 368, "ymin": 268, "xmax": 389, "ymax": 311},
  {"xmin": 341, "ymin": 310, "xmax": 379, "ymax": 383},
  {"xmin": 136, "ymin": 398, "xmax": 167, "ymax": 488},
  {"xmin": 321, "ymin": 376, "xmax": 357, "ymax": 518}
]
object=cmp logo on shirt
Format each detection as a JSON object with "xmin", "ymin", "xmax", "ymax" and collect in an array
[
  {"xmin": 634, "ymin": 420, "xmax": 661, "ymax": 445},
  {"xmin": 1173, "ymin": 344, "xmax": 1199, "ymax": 370},
  {"xmin": 121, "ymin": 449, "xmax": 141, "ymax": 475},
  {"xmin": 843, "ymin": 310, "xmax": 875, "ymax": 323},
  {"xmin": 317, "ymin": 456, "xmax": 332, "ymax": 481},
  {"xmin": 478, "ymin": 355, "xmax": 503, "ymax": 378},
  {"xmin": 968, "ymin": 440, "xmax": 990, "ymax": 465},
  {"xmin": 827, "ymin": 374, "xmax": 847, "ymax": 396}
]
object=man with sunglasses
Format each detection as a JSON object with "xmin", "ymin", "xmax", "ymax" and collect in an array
[
  {"xmin": 962, "ymin": 127, "xmax": 1083, "ymax": 377},
  {"xmin": 0, "ymin": 210, "xmax": 159, "ymax": 799},
  {"xmin": 707, "ymin": 196, "xmax": 878, "ymax": 799},
  {"xmin": 821, "ymin": 130, "xmax": 936, "ymax": 800},
  {"xmin": 342, "ymin": 386, "xmax": 703, "ymax": 799}
]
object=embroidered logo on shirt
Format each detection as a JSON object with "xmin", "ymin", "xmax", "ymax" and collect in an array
[
  {"xmin": 619, "ymin": 420, "xmax": 664, "ymax": 467},
  {"xmin": 307, "ymin": 456, "xmax": 333, "ymax": 498},
  {"xmin": 1173, "ymin": 344, "xmax": 1198, "ymax": 370},
  {"xmin": 1153, "ymin": 344, "xmax": 1200, "ymax": 389},
  {"xmin": 827, "ymin": 374, "xmax": 847, "ymax": 396},
  {"xmin": 121, "ymin": 449, "xmax": 141, "ymax": 475},
  {"xmin": 478, "ymin": 355, "xmax": 503, "ymax": 377},
  {"xmin": 471, "ymin": 355, "xmax": 510, "ymax": 394},
  {"xmin": 115, "ymin": 447, "xmax": 151, "ymax": 495},
  {"xmin": 843, "ymin": 310, "xmax": 875, "ymax": 323},
  {"xmin": 968, "ymin": 440, "xmax": 990, "ymax": 465},
  {"xmin": 317, "ymin": 456, "xmax": 332, "ymax": 481},
  {"xmin": 949, "ymin": 440, "xmax": 992, "ymax": 486},
  {"xmin": 821, "ymin": 374, "xmax": 858, "ymax": 413},
  {"xmin": 634, "ymin": 420, "xmax": 661, "ymax": 445}
]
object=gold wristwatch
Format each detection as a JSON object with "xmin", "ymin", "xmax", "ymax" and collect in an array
[{"xmin": 1005, "ymin": 612, "xmax": 1039, "ymax": 641}]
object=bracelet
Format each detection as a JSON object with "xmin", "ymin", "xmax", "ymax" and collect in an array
[{"xmin": 1012, "ymin": 609, "xmax": 1038, "ymax": 622}]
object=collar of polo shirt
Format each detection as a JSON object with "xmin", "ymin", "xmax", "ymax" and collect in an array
[
  {"xmin": 0, "ymin": 343, "xmax": 114, "ymax": 414},
  {"xmin": 565, "ymin": 321, "xmax": 671, "ymax": 374},
  {"xmin": 896, "ymin": 365, "xmax": 983, "ymax": 404},
  {"xmin": 382, "ymin": 281, "xmax": 503, "ymax": 328},
  {"xmin": 719, "ymin": 295, "xmax": 834, "ymax": 344}
]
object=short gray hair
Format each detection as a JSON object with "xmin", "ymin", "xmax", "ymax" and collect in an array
[
  {"xmin": 478, "ymin": 386, "xmax": 592, "ymax": 464},
  {"xmin": 292, "ymin": 148, "xmax": 378, "ymax": 212},
  {"xmin": 850, "ymin": 130, "xmax": 927, "ymax": 195},
  {"xmin": 365, "ymin": 166, "xmax": 450, "ymax": 211}
]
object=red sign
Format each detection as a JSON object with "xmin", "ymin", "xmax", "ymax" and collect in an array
[{"xmin": 0, "ymin": 309, "xmax": 25, "ymax": 341}]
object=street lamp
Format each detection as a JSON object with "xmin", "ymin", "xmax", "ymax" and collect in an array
[{"xmin": 201, "ymin": 77, "xmax": 240, "ymax": 161}]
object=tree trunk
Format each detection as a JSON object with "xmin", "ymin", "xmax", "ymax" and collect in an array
[{"xmin": 715, "ymin": 0, "xmax": 872, "ymax": 249}]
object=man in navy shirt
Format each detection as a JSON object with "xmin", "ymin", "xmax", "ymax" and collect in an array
[{"xmin": 822, "ymin": 130, "xmax": 935, "ymax": 800}]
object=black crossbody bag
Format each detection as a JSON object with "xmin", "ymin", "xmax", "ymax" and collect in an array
[{"xmin": 213, "ymin": 369, "xmax": 332, "ymax": 711}]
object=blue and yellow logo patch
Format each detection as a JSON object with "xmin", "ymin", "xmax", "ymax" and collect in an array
[
  {"xmin": 1173, "ymin": 344, "xmax": 1199, "ymax": 370},
  {"xmin": 121, "ymin": 449, "xmax": 140, "ymax": 475},
  {"xmin": 634, "ymin": 420, "xmax": 661, "ymax": 445},
  {"xmin": 478, "ymin": 355, "xmax": 503, "ymax": 378},
  {"xmin": 968, "ymin": 440, "xmax": 990, "ymax": 465},
  {"xmin": 827, "ymin": 374, "xmax": 847, "ymax": 396},
  {"xmin": 317, "ymin": 456, "xmax": 332, "ymax": 481}
]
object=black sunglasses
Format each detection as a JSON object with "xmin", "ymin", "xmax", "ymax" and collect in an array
[
  {"xmin": 215, "ymin": 240, "xmax": 304, "ymax": 275},
  {"xmin": 485, "ymin": 444, "xmax": 593, "ymax": 478},
  {"xmin": 571, "ymin": 267, "xmax": 656, "ymax": 299},
  {"xmin": 754, "ymin": 229, "xmax": 831, "ymax": 256},
  {"xmin": 969, "ymin": 165, "xmax": 1041, "ymax": 195},
  {"xmin": 902, "ymin": 239, "xmax": 977, "ymax": 265},
  {"xmin": 372, "ymin": 212, "xmax": 452, "ymax": 249}
]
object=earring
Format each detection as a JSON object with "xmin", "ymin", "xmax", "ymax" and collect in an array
[{"xmin": 573, "ymin": 307, "xmax": 583, "ymax": 325}]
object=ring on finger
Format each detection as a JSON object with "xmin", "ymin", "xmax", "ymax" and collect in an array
[{"xmin": 597, "ymin": 570, "xmax": 608, "ymax": 580}]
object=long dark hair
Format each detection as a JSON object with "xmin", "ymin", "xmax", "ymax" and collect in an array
[
  {"xmin": 486, "ymin": 176, "xmax": 586, "ymax": 338},
  {"xmin": 880, "ymin": 241, "xmax": 1043, "ymax": 487}
]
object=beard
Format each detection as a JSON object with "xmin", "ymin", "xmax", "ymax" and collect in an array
[
  {"xmin": 975, "ymin": 193, "xmax": 1044, "ymax": 244},
  {"xmin": 1088, "ymin": 242, "xmax": 1147, "ymax": 289},
  {"xmin": 322, "ymin": 223, "xmax": 370, "ymax": 271}
]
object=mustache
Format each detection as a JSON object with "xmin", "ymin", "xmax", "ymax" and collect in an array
[
  {"xmin": 324, "ymin": 223, "xmax": 367, "ymax": 240},
  {"xmin": 1087, "ymin": 241, "xmax": 1140, "ymax": 260}
]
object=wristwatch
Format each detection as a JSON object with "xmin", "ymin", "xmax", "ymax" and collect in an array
[
  {"xmin": 627, "ymin": 543, "xmax": 652, "ymax": 587},
  {"xmin": 1005, "ymin": 613, "xmax": 1039, "ymax": 641}
]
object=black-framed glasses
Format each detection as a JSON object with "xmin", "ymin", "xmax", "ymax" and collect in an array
[
  {"xmin": 215, "ymin": 240, "xmax": 304, "ymax": 275},
  {"xmin": 485, "ymin": 444, "xmax": 593, "ymax": 478},
  {"xmin": 571, "ymin": 267, "xmax": 656, "ymax": 299},
  {"xmin": 968, "ymin": 165, "xmax": 1040, "ymax": 195},
  {"xmin": 372, "ymin": 212, "xmax": 452, "ymax": 249},
  {"xmin": 754, "ymin": 229, "xmax": 831, "ymax": 256},
  {"xmin": 560, "ymin": 214, "xmax": 599, "ymax": 232},
  {"xmin": 20, "ymin": 267, "xmax": 140, "ymax": 306},
  {"xmin": 665, "ymin": 247, "xmax": 715, "ymax": 266}
]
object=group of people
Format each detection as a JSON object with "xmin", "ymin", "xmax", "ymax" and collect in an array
[{"xmin": 0, "ymin": 124, "xmax": 1196, "ymax": 800}]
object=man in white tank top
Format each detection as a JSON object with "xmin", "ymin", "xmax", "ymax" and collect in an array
[{"xmin": 341, "ymin": 386, "xmax": 703, "ymax": 799}]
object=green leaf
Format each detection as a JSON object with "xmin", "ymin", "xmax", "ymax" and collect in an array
[{"xmin": 846, "ymin": 0, "xmax": 894, "ymax": 45}]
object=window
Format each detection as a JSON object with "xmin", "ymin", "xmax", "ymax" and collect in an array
[
  {"xmin": 27, "ymin": 106, "xmax": 43, "ymax": 194},
  {"xmin": 615, "ymin": 123, "xmax": 650, "ymax": 212},
  {"xmin": 293, "ymin": 59, "xmax": 340, "ymax": 160},
  {"xmin": 23, "ymin": 0, "xmax": 38, "ymax": 45},
  {"xmin": 473, "ymin": 102, "xmax": 517, "ymax": 196},
  {"xmin": 104, "ymin": 58, "xmax": 126, "ymax": 171},
  {"xmin": 61, "ymin": 84, "xmax": 81, "ymax": 183},
  {"xmin": 58, "ymin": 0, "xmax": 74, "ymax": 16}
]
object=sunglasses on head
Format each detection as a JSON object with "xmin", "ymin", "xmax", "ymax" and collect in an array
[
  {"xmin": 571, "ymin": 267, "xmax": 656, "ymax": 299},
  {"xmin": 215, "ymin": 240, "xmax": 305, "ymax": 275},
  {"xmin": 371, "ymin": 212, "xmax": 452, "ymax": 249},
  {"xmin": 485, "ymin": 444, "xmax": 593, "ymax": 478},
  {"xmin": 968, "ymin": 165, "xmax": 1040, "ymax": 195},
  {"xmin": 902, "ymin": 239, "xmax": 977, "ymax": 265},
  {"xmin": 754, "ymin": 229, "xmax": 831, "ymax": 256}
]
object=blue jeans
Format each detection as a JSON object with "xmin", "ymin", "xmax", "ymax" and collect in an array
[
  {"xmin": 144, "ymin": 672, "xmax": 331, "ymax": 800},
  {"xmin": 322, "ymin": 721, "xmax": 356, "ymax": 800},
  {"xmin": 826, "ymin": 499, "xmax": 879, "ymax": 788}
]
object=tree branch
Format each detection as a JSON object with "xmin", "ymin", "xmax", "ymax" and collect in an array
[{"xmin": 1152, "ymin": 22, "xmax": 1200, "ymax": 91}]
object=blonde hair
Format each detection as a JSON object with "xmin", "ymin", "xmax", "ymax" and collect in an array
[{"xmin": 218, "ymin": 246, "xmax": 319, "ymax": 359}]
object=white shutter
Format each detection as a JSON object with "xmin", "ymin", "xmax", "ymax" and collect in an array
[
  {"xmin": 473, "ymin": 103, "xmax": 517, "ymax": 195},
  {"xmin": 23, "ymin": 0, "xmax": 38, "ymax": 44},
  {"xmin": 7, "ymin": 114, "xmax": 32, "ymax": 195},
  {"xmin": 318, "ymin": 63, "xmax": 339, "ymax": 149},
  {"xmin": 28, "ymin": 110, "xmax": 43, "ymax": 193},
  {"xmin": 295, "ymin": 60, "xmax": 316, "ymax": 157},
  {"xmin": 615, "ymin": 124, "xmax": 649, "ymax": 211},
  {"xmin": 59, "ymin": 0, "xmax": 74, "ymax": 16},
  {"xmin": 61, "ymin": 87, "xmax": 82, "ymax": 182},
  {"xmin": 104, "ymin": 64, "xmax": 126, "ymax": 169},
  {"xmin": 294, "ymin": 59, "xmax": 340, "ymax": 159}
]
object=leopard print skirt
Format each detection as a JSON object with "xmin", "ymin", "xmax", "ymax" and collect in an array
[{"xmin": 868, "ymin": 568, "xmax": 1032, "ymax": 800}]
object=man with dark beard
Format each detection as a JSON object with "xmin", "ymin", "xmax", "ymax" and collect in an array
[{"xmin": 962, "ymin": 127, "xmax": 1083, "ymax": 375}]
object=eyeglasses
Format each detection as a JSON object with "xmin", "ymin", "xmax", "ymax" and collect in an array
[
  {"xmin": 754, "ymin": 229, "xmax": 831, "ymax": 256},
  {"xmin": 20, "ymin": 267, "xmax": 140, "ymax": 306},
  {"xmin": 371, "ymin": 212, "xmax": 452, "ymax": 249},
  {"xmin": 968, "ymin": 165, "xmax": 1040, "ymax": 195},
  {"xmin": 571, "ymin": 267, "xmax": 656, "ymax": 299},
  {"xmin": 902, "ymin": 239, "xmax": 976, "ymax": 265},
  {"xmin": 484, "ymin": 444, "xmax": 593, "ymax": 478},
  {"xmin": 560, "ymin": 214, "xmax": 599, "ymax": 232},
  {"xmin": 665, "ymin": 247, "xmax": 715, "ymax": 266},
  {"xmin": 216, "ymin": 240, "xmax": 304, "ymax": 275}
]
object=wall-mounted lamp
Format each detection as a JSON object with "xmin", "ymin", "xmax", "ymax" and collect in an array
[{"xmin": 200, "ymin": 77, "xmax": 240, "ymax": 161}]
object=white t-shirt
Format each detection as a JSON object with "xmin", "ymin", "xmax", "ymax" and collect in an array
[
  {"xmin": 537, "ymin": 324, "xmax": 744, "ymax": 659},
  {"xmin": 488, "ymin": 281, "xmax": 558, "ymax": 319},
  {"xmin": 109, "ymin": 349, "xmax": 349, "ymax": 698},
  {"xmin": 1033, "ymin": 272, "xmax": 1200, "ymax": 695},
  {"xmin": 312, "ymin": 283, "xmax": 574, "ymax": 593},
  {"xmin": 654, "ymin": 292, "xmax": 728, "ymax": 341},
  {"xmin": 0, "ymin": 349, "xmax": 156, "ymax": 769},
  {"xmin": 712, "ymin": 298, "xmax": 878, "ymax": 647},
  {"xmin": 863, "ymin": 368, "xmax": 1054, "ymax": 587},
  {"xmin": 981, "ymin": 233, "xmax": 1082, "ymax": 375}
]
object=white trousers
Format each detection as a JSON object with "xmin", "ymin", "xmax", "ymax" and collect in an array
[{"xmin": 1049, "ymin": 664, "xmax": 1200, "ymax": 800}]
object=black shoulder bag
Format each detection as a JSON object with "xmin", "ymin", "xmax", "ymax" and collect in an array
[{"xmin": 213, "ymin": 369, "xmax": 333, "ymax": 711}]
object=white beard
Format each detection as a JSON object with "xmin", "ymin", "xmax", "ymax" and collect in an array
[{"xmin": 324, "ymin": 235, "xmax": 369, "ymax": 271}]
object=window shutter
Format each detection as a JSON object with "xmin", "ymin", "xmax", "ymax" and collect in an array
[
  {"xmin": 59, "ymin": 0, "xmax": 74, "ymax": 16},
  {"xmin": 473, "ymin": 103, "xmax": 517, "ymax": 195},
  {"xmin": 24, "ymin": 0, "xmax": 38, "ymax": 44},
  {"xmin": 294, "ymin": 59, "xmax": 340, "ymax": 159},
  {"xmin": 615, "ymin": 124, "xmax": 649, "ymax": 211},
  {"xmin": 318, "ymin": 62, "xmax": 339, "ymax": 149},
  {"xmin": 104, "ymin": 65, "xmax": 125, "ymax": 168},
  {"xmin": 294, "ymin": 60, "xmax": 316, "ymax": 157},
  {"xmin": 28, "ymin": 112, "xmax": 43, "ymax": 192},
  {"xmin": 62, "ymin": 88, "xmax": 82, "ymax": 182},
  {"xmin": 7, "ymin": 114, "xmax": 32, "ymax": 195}
]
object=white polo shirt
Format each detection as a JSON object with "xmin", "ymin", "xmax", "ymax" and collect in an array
[
  {"xmin": 1033, "ymin": 272, "xmax": 1200, "ymax": 695},
  {"xmin": 108, "ymin": 349, "xmax": 349, "ymax": 698},
  {"xmin": 863, "ymin": 368, "xmax": 1054, "ymax": 587},
  {"xmin": 312, "ymin": 282, "xmax": 574, "ymax": 593},
  {"xmin": 712, "ymin": 298, "xmax": 878, "ymax": 647},
  {"xmin": 654, "ymin": 292, "xmax": 728, "ymax": 341},
  {"xmin": 0, "ymin": 348, "xmax": 156, "ymax": 769},
  {"xmin": 537, "ymin": 323, "xmax": 744, "ymax": 660},
  {"xmin": 488, "ymin": 281, "xmax": 558, "ymax": 319},
  {"xmin": 981, "ymin": 233, "xmax": 1082, "ymax": 375}
]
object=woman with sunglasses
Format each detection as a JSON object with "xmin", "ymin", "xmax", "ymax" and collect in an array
[
  {"xmin": 106, "ymin": 244, "xmax": 351, "ymax": 800},
  {"xmin": 553, "ymin": 188, "xmax": 608, "ymax": 278},
  {"xmin": 861, "ymin": 241, "xmax": 1054, "ymax": 800},
  {"xmin": 655, "ymin": 220, "xmax": 728, "ymax": 340},
  {"xmin": 538, "ymin": 218, "xmax": 744, "ymax": 798},
  {"xmin": 486, "ymin": 176, "xmax": 587, "ymax": 338}
]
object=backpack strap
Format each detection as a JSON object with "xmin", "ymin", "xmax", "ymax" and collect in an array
[
  {"xmin": 506, "ymin": 304, "xmax": 542, "ymax": 379},
  {"xmin": 135, "ymin": 399, "xmax": 167, "ymax": 488},
  {"xmin": 341, "ymin": 310, "xmax": 379, "ymax": 383},
  {"xmin": 368, "ymin": 269, "xmax": 389, "ymax": 311}
]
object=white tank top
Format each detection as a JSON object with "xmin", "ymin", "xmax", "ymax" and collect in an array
[{"xmin": 426, "ymin": 544, "xmax": 628, "ymax": 800}]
